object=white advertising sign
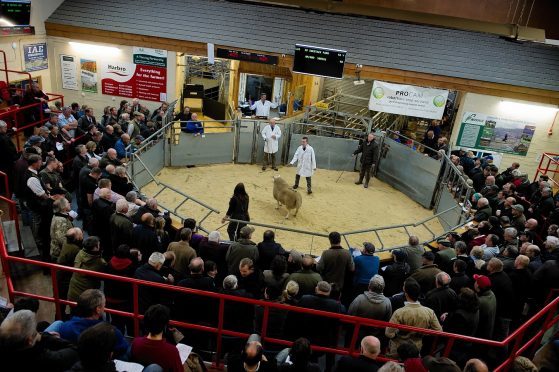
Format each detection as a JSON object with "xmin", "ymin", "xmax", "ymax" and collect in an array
[
  {"xmin": 60, "ymin": 54, "xmax": 78, "ymax": 90},
  {"xmin": 368, "ymin": 81, "xmax": 449, "ymax": 120}
]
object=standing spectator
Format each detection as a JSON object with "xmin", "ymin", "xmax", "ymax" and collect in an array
[
  {"xmin": 67, "ymin": 237, "xmax": 107, "ymax": 302},
  {"xmin": 402, "ymin": 235, "xmax": 424, "ymax": 273},
  {"xmin": 57, "ymin": 227, "xmax": 83, "ymax": 316},
  {"xmin": 348, "ymin": 275, "xmax": 392, "ymax": 340},
  {"xmin": 167, "ymin": 228, "xmax": 196, "ymax": 275},
  {"xmin": 90, "ymin": 188, "xmax": 115, "ymax": 256},
  {"xmin": 49, "ymin": 197, "xmax": 74, "ymax": 262},
  {"xmin": 424, "ymin": 272, "xmax": 457, "ymax": 319},
  {"xmin": 317, "ymin": 232, "xmax": 354, "ymax": 290},
  {"xmin": 473, "ymin": 274, "xmax": 497, "ymax": 340},
  {"xmin": 130, "ymin": 304, "xmax": 183, "ymax": 372},
  {"xmin": 257, "ymin": 230, "xmax": 286, "ymax": 270},
  {"xmin": 351, "ymin": 242, "xmax": 380, "ymax": 296},
  {"xmin": 434, "ymin": 240, "xmax": 456, "ymax": 274},
  {"xmin": 333, "ymin": 336, "xmax": 382, "ymax": 372},
  {"xmin": 442, "ymin": 288, "xmax": 480, "ymax": 337},
  {"xmin": 0, "ymin": 120, "xmax": 18, "ymax": 195},
  {"xmin": 486, "ymin": 258, "xmax": 515, "ymax": 340},
  {"xmin": 226, "ymin": 225, "xmax": 259, "ymax": 274},
  {"xmin": 385, "ymin": 278, "xmax": 442, "ymax": 357},
  {"xmin": 134, "ymin": 252, "xmax": 174, "ymax": 313},
  {"xmin": 508, "ymin": 255, "xmax": 533, "ymax": 322},
  {"xmin": 410, "ymin": 251, "xmax": 442, "ymax": 294},
  {"xmin": 449, "ymin": 260, "xmax": 472, "ymax": 293},
  {"xmin": 381, "ymin": 250, "xmax": 410, "ymax": 297},
  {"xmin": 526, "ymin": 244, "xmax": 543, "ymax": 273},
  {"xmin": 199, "ymin": 231, "xmax": 229, "ymax": 284},
  {"xmin": 263, "ymin": 255, "xmax": 289, "ymax": 292},
  {"xmin": 109, "ymin": 199, "xmax": 133, "ymax": 251},
  {"xmin": 287, "ymin": 255, "xmax": 322, "ymax": 297},
  {"xmin": 132, "ymin": 213, "xmax": 163, "ymax": 258}
]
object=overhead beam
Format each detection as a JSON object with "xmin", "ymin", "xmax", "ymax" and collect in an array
[{"xmin": 45, "ymin": 22, "xmax": 559, "ymax": 105}]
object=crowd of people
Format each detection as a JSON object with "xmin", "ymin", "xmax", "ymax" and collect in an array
[{"xmin": 1, "ymin": 96, "xmax": 559, "ymax": 371}]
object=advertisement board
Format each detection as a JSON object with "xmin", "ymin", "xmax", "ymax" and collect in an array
[
  {"xmin": 23, "ymin": 43, "xmax": 47, "ymax": 71},
  {"xmin": 60, "ymin": 55, "xmax": 78, "ymax": 90},
  {"xmin": 456, "ymin": 112, "xmax": 536, "ymax": 156},
  {"xmin": 368, "ymin": 81, "xmax": 449, "ymax": 120}
]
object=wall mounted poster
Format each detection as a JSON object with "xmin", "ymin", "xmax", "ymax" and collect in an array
[
  {"xmin": 60, "ymin": 55, "xmax": 78, "ymax": 90},
  {"xmin": 23, "ymin": 43, "xmax": 48, "ymax": 71},
  {"xmin": 100, "ymin": 47, "xmax": 167, "ymax": 101},
  {"xmin": 368, "ymin": 80, "xmax": 449, "ymax": 120},
  {"xmin": 80, "ymin": 59, "xmax": 98, "ymax": 93},
  {"xmin": 456, "ymin": 112, "xmax": 536, "ymax": 156}
]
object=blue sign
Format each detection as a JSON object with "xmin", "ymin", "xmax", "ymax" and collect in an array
[{"xmin": 23, "ymin": 43, "xmax": 48, "ymax": 72}]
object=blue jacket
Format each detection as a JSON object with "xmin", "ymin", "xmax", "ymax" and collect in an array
[
  {"xmin": 352, "ymin": 253, "xmax": 380, "ymax": 285},
  {"xmin": 114, "ymin": 139, "xmax": 128, "ymax": 159},
  {"xmin": 58, "ymin": 317, "xmax": 128, "ymax": 354},
  {"xmin": 182, "ymin": 120, "xmax": 203, "ymax": 133}
]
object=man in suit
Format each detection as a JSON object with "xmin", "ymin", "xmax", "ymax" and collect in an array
[{"xmin": 333, "ymin": 336, "xmax": 381, "ymax": 372}]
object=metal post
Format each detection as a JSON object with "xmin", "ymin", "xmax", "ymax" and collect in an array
[
  {"xmin": 51, "ymin": 268, "xmax": 61, "ymax": 320},
  {"xmin": 215, "ymin": 298, "xmax": 225, "ymax": 368},
  {"xmin": 348, "ymin": 323, "xmax": 361, "ymax": 354},
  {"xmin": 133, "ymin": 283, "xmax": 140, "ymax": 336}
]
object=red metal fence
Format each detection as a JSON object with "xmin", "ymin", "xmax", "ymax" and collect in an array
[
  {"xmin": 534, "ymin": 152, "xmax": 559, "ymax": 190},
  {"xmin": 0, "ymin": 228, "xmax": 557, "ymax": 370}
]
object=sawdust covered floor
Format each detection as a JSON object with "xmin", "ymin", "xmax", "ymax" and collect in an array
[{"xmin": 142, "ymin": 164, "xmax": 443, "ymax": 256}]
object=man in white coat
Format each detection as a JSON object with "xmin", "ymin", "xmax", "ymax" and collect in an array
[
  {"xmin": 261, "ymin": 118, "xmax": 281, "ymax": 171},
  {"xmin": 290, "ymin": 136, "xmax": 316, "ymax": 194},
  {"xmin": 250, "ymin": 93, "xmax": 277, "ymax": 118}
]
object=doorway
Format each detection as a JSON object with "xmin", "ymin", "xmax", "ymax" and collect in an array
[{"xmin": 244, "ymin": 74, "xmax": 273, "ymax": 102}]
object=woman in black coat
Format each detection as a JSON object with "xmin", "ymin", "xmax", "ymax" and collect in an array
[{"xmin": 223, "ymin": 183, "xmax": 250, "ymax": 241}]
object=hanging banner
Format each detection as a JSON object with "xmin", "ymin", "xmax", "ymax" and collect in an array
[
  {"xmin": 368, "ymin": 81, "xmax": 449, "ymax": 120},
  {"xmin": 80, "ymin": 59, "xmax": 98, "ymax": 93},
  {"xmin": 23, "ymin": 43, "xmax": 48, "ymax": 71},
  {"xmin": 60, "ymin": 54, "xmax": 78, "ymax": 90},
  {"xmin": 456, "ymin": 112, "xmax": 536, "ymax": 156},
  {"xmin": 101, "ymin": 47, "xmax": 167, "ymax": 102}
]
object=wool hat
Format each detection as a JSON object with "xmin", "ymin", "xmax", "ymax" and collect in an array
[
  {"xmin": 363, "ymin": 242, "xmax": 375, "ymax": 254},
  {"xmin": 239, "ymin": 225, "xmax": 255, "ymax": 238},
  {"xmin": 28, "ymin": 135, "xmax": 44, "ymax": 144},
  {"xmin": 422, "ymin": 251, "xmax": 435, "ymax": 261},
  {"xmin": 473, "ymin": 274, "xmax": 492, "ymax": 290},
  {"xmin": 512, "ymin": 204, "xmax": 524, "ymax": 212}
]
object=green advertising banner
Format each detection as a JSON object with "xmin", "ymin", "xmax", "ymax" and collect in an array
[{"xmin": 456, "ymin": 112, "xmax": 536, "ymax": 156}]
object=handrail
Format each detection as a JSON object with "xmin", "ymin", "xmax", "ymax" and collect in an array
[
  {"xmin": 385, "ymin": 129, "xmax": 439, "ymax": 155},
  {"xmin": 1, "ymin": 227, "xmax": 558, "ymax": 369}
]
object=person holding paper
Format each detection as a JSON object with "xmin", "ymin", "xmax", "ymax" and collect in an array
[
  {"xmin": 250, "ymin": 93, "xmax": 277, "ymax": 118},
  {"xmin": 261, "ymin": 118, "xmax": 281, "ymax": 171}
]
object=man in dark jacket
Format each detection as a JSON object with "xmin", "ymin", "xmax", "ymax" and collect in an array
[
  {"xmin": 317, "ymin": 232, "xmax": 354, "ymax": 290},
  {"xmin": 353, "ymin": 132, "xmax": 379, "ymax": 188},
  {"xmin": 424, "ymin": 272, "xmax": 457, "ymax": 318},
  {"xmin": 257, "ymin": 230, "xmax": 286, "ymax": 270},
  {"xmin": 132, "ymin": 213, "xmax": 162, "ymax": 258},
  {"xmin": 381, "ymin": 249, "xmax": 410, "ymax": 297},
  {"xmin": 410, "ymin": 251, "xmax": 442, "ymax": 295},
  {"xmin": 199, "ymin": 231, "xmax": 229, "ymax": 285},
  {"xmin": 226, "ymin": 226, "xmax": 259, "ymax": 274},
  {"xmin": 487, "ymin": 258, "xmax": 515, "ymax": 340},
  {"xmin": 0, "ymin": 310, "xmax": 79, "ymax": 371},
  {"xmin": 287, "ymin": 255, "xmax": 323, "ymax": 296},
  {"xmin": 508, "ymin": 255, "xmax": 532, "ymax": 324},
  {"xmin": 109, "ymin": 199, "xmax": 133, "ymax": 252},
  {"xmin": 90, "ymin": 188, "xmax": 115, "ymax": 257},
  {"xmin": 473, "ymin": 197, "xmax": 492, "ymax": 222},
  {"xmin": 333, "ymin": 336, "xmax": 381, "ymax": 372},
  {"xmin": 134, "ymin": 252, "xmax": 174, "ymax": 312},
  {"xmin": 0, "ymin": 120, "xmax": 18, "ymax": 195},
  {"xmin": 236, "ymin": 258, "xmax": 265, "ymax": 299}
]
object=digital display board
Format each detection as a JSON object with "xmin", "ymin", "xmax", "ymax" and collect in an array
[
  {"xmin": 216, "ymin": 48, "xmax": 278, "ymax": 65},
  {"xmin": 0, "ymin": 0, "xmax": 31, "ymax": 26},
  {"xmin": 293, "ymin": 44, "xmax": 346, "ymax": 79}
]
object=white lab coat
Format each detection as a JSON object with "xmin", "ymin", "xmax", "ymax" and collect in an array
[
  {"xmin": 290, "ymin": 145, "xmax": 316, "ymax": 177},
  {"xmin": 261, "ymin": 124, "xmax": 282, "ymax": 154},
  {"xmin": 250, "ymin": 100, "xmax": 277, "ymax": 117}
]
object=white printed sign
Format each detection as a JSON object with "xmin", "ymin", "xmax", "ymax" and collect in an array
[
  {"xmin": 60, "ymin": 54, "xmax": 78, "ymax": 90},
  {"xmin": 368, "ymin": 81, "xmax": 449, "ymax": 120}
]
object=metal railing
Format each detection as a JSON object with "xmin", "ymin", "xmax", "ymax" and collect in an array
[
  {"xmin": 1, "ymin": 227, "xmax": 558, "ymax": 370},
  {"xmin": 534, "ymin": 152, "xmax": 559, "ymax": 191}
]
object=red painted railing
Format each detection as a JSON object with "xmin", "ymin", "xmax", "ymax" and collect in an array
[
  {"xmin": 534, "ymin": 152, "xmax": 559, "ymax": 190},
  {"xmin": 0, "ymin": 173, "xmax": 22, "ymax": 252},
  {"xmin": 0, "ymin": 227, "xmax": 557, "ymax": 370}
]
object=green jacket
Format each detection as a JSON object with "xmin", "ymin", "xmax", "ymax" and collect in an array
[
  {"xmin": 287, "ymin": 269, "xmax": 323, "ymax": 296},
  {"xmin": 67, "ymin": 250, "xmax": 107, "ymax": 301}
]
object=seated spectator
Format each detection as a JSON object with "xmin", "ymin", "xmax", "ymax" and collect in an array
[
  {"xmin": 0, "ymin": 310, "xmax": 78, "ymax": 371},
  {"xmin": 227, "ymin": 335, "xmax": 277, "ymax": 372},
  {"xmin": 237, "ymin": 258, "xmax": 264, "ymax": 299},
  {"xmin": 333, "ymin": 336, "xmax": 381, "ymax": 372},
  {"xmin": 182, "ymin": 112, "xmax": 204, "ymax": 135},
  {"xmin": 463, "ymin": 358, "xmax": 489, "ymax": 372},
  {"xmin": 351, "ymin": 242, "xmax": 380, "ymax": 296},
  {"xmin": 277, "ymin": 337, "xmax": 321, "ymax": 372},
  {"xmin": 410, "ymin": 251, "xmax": 442, "ymax": 294},
  {"xmin": 424, "ymin": 272, "xmax": 457, "ymax": 319},
  {"xmin": 287, "ymin": 255, "xmax": 322, "ymax": 297},
  {"xmin": 473, "ymin": 197, "xmax": 492, "ymax": 222},
  {"xmin": 264, "ymin": 255, "xmax": 289, "ymax": 292},
  {"xmin": 47, "ymin": 289, "xmax": 128, "ymax": 355},
  {"xmin": 287, "ymin": 250, "xmax": 303, "ymax": 274},
  {"xmin": 125, "ymin": 191, "xmax": 142, "ymax": 217},
  {"xmin": 131, "ymin": 304, "xmax": 183, "ymax": 372},
  {"xmin": 378, "ymin": 361, "xmax": 405, "ymax": 371},
  {"xmin": 385, "ymin": 278, "xmax": 442, "ymax": 357},
  {"xmin": 99, "ymin": 148, "xmax": 122, "ymax": 169},
  {"xmin": 422, "ymin": 356, "xmax": 460, "ymax": 372},
  {"xmin": 397, "ymin": 342, "xmax": 426, "ymax": 372},
  {"xmin": 257, "ymin": 230, "xmax": 286, "ymax": 270},
  {"xmin": 134, "ymin": 252, "xmax": 174, "ymax": 312},
  {"xmin": 481, "ymin": 234, "xmax": 500, "ymax": 260},
  {"xmin": 281, "ymin": 280, "xmax": 300, "ymax": 306},
  {"xmin": 381, "ymin": 249, "xmax": 410, "ymax": 297},
  {"xmin": 67, "ymin": 236, "xmax": 107, "ymax": 302}
]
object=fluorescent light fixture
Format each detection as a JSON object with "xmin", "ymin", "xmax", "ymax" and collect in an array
[
  {"xmin": 0, "ymin": 18, "xmax": 15, "ymax": 27},
  {"xmin": 499, "ymin": 100, "xmax": 559, "ymax": 116},
  {"xmin": 69, "ymin": 42, "xmax": 121, "ymax": 55}
]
